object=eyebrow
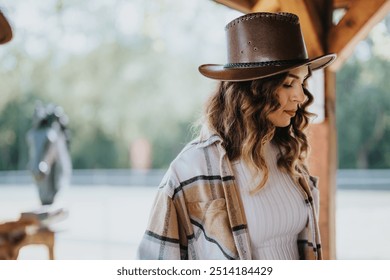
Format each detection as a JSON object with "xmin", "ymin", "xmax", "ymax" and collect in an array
[
  {"xmin": 287, "ymin": 74, "xmax": 300, "ymax": 79},
  {"xmin": 288, "ymin": 73, "xmax": 310, "ymax": 82}
]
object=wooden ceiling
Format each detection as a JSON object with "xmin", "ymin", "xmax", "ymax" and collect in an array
[{"xmin": 214, "ymin": 0, "xmax": 390, "ymax": 71}]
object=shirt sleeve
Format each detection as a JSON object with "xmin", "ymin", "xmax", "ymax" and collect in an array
[{"xmin": 136, "ymin": 177, "xmax": 187, "ymax": 260}]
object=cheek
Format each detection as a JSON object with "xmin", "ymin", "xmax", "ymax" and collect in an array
[
  {"xmin": 267, "ymin": 109, "xmax": 284, "ymax": 123},
  {"xmin": 276, "ymin": 93, "xmax": 289, "ymax": 108},
  {"xmin": 267, "ymin": 88, "xmax": 291, "ymax": 127}
]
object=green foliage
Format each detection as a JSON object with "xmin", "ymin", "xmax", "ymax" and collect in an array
[
  {"xmin": 71, "ymin": 127, "xmax": 127, "ymax": 169},
  {"xmin": 151, "ymin": 120, "xmax": 197, "ymax": 169},
  {"xmin": 0, "ymin": 96, "xmax": 38, "ymax": 170},
  {"xmin": 336, "ymin": 17, "xmax": 390, "ymax": 168},
  {"xmin": 0, "ymin": 0, "xmax": 231, "ymax": 170}
]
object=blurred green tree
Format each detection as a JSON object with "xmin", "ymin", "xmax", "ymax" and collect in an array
[
  {"xmin": 0, "ymin": 96, "xmax": 36, "ymax": 170},
  {"xmin": 336, "ymin": 16, "xmax": 390, "ymax": 168},
  {"xmin": 0, "ymin": 0, "xmax": 228, "ymax": 170}
]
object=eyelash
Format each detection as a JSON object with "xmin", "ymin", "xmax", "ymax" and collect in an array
[{"xmin": 283, "ymin": 83, "xmax": 306, "ymax": 88}]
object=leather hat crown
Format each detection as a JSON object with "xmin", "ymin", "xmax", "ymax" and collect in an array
[
  {"xmin": 0, "ymin": 10, "xmax": 12, "ymax": 44},
  {"xmin": 199, "ymin": 12, "xmax": 336, "ymax": 81}
]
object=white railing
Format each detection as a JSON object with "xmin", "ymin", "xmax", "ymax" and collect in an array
[{"xmin": 1, "ymin": 169, "xmax": 390, "ymax": 189}]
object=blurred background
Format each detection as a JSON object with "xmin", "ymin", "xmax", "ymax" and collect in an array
[{"xmin": 0, "ymin": 0, "xmax": 389, "ymax": 259}]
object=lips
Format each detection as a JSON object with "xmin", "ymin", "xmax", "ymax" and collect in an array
[{"xmin": 284, "ymin": 110, "xmax": 296, "ymax": 117}]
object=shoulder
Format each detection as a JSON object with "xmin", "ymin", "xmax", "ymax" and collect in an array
[
  {"xmin": 173, "ymin": 134, "xmax": 222, "ymax": 167},
  {"xmin": 158, "ymin": 133, "xmax": 226, "ymax": 197},
  {"xmin": 170, "ymin": 134, "xmax": 224, "ymax": 180}
]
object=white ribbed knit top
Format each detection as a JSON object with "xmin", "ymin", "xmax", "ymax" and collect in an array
[{"xmin": 231, "ymin": 142, "xmax": 308, "ymax": 260}]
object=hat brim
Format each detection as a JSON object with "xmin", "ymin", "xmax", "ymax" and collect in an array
[
  {"xmin": 0, "ymin": 11, "xmax": 12, "ymax": 44},
  {"xmin": 199, "ymin": 54, "xmax": 336, "ymax": 81}
]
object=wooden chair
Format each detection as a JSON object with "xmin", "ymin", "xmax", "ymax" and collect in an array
[{"xmin": 0, "ymin": 217, "xmax": 55, "ymax": 260}]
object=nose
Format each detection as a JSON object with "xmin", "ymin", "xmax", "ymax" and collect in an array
[{"xmin": 291, "ymin": 85, "xmax": 306, "ymax": 104}]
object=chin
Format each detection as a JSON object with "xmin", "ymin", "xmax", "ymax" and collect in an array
[
  {"xmin": 275, "ymin": 123, "xmax": 290, "ymax": 128},
  {"xmin": 273, "ymin": 119, "xmax": 291, "ymax": 127},
  {"xmin": 268, "ymin": 115, "xmax": 292, "ymax": 127}
]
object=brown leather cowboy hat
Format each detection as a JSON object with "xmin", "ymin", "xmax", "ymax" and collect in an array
[
  {"xmin": 0, "ymin": 9, "xmax": 12, "ymax": 44},
  {"xmin": 199, "ymin": 12, "xmax": 336, "ymax": 81}
]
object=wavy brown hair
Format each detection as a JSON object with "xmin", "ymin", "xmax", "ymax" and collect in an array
[{"xmin": 204, "ymin": 72, "xmax": 315, "ymax": 194}]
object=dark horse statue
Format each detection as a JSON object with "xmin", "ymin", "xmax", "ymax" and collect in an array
[{"xmin": 27, "ymin": 103, "xmax": 72, "ymax": 206}]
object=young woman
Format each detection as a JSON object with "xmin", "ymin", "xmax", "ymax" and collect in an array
[{"xmin": 137, "ymin": 12, "xmax": 336, "ymax": 260}]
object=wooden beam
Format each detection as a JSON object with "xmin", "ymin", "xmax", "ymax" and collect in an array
[
  {"xmin": 329, "ymin": 0, "xmax": 390, "ymax": 71},
  {"xmin": 309, "ymin": 0, "xmax": 334, "ymax": 31},
  {"xmin": 214, "ymin": 0, "xmax": 254, "ymax": 13},
  {"xmin": 252, "ymin": 0, "xmax": 281, "ymax": 12},
  {"xmin": 278, "ymin": 0, "xmax": 325, "ymax": 57},
  {"xmin": 304, "ymin": 0, "xmax": 332, "ymax": 46}
]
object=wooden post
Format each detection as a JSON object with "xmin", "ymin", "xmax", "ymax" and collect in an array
[{"xmin": 307, "ymin": 69, "xmax": 337, "ymax": 259}]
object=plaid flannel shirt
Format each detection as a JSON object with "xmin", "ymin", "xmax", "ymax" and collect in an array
[{"xmin": 137, "ymin": 129, "xmax": 322, "ymax": 260}]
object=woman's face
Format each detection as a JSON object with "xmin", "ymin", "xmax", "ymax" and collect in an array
[{"xmin": 267, "ymin": 66, "xmax": 309, "ymax": 127}]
